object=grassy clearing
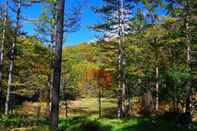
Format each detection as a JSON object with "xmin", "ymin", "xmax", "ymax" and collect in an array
[
  {"xmin": 0, "ymin": 98, "xmax": 197, "ymax": 131},
  {"xmin": 18, "ymin": 98, "xmax": 117, "ymax": 118}
]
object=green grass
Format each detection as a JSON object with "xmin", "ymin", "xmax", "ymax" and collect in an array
[
  {"xmin": 57, "ymin": 116, "xmax": 197, "ymax": 131},
  {"xmin": 1, "ymin": 114, "xmax": 197, "ymax": 131},
  {"xmin": 1, "ymin": 97, "xmax": 197, "ymax": 131}
]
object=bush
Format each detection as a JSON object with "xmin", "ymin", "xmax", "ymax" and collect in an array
[{"xmin": 0, "ymin": 114, "xmax": 48, "ymax": 128}]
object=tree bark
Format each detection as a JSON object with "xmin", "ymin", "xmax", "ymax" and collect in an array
[
  {"xmin": 173, "ymin": 93, "xmax": 178, "ymax": 112},
  {"xmin": 50, "ymin": 0, "xmax": 65, "ymax": 130},
  {"xmin": 5, "ymin": 61, "xmax": 13, "ymax": 115},
  {"xmin": 98, "ymin": 81, "xmax": 102, "ymax": 118},
  {"xmin": 185, "ymin": 0, "xmax": 192, "ymax": 128},
  {"xmin": 46, "ymin": 42, "xmax": 54, "ymax": 120},
  {"xmin": 186, "ymin": 45, "xmax": 192, "ymax": 127},
  {"xmin": 117, "ymin": 0, "xmax": 126, "ymax": 118},
  {"xmin": 46, "ymin": 73, "xmax": 52, "ymax": 120},
  {"xmin": 155, "ymin": 66, "xmax": 159, "ymax": 112},
  {"xmin": 0, "ymin": 0, "xmax": 8, "ymax": 95}
]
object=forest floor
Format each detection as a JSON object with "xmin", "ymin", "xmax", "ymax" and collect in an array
[{"xmin": 0, "ymin": 98, "xmax": 197, "ymax": 131}]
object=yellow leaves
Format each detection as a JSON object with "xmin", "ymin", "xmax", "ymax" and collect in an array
[
  {"xmin": 128, "ymin": 44, "xmax": 143, "ymax": 52},
  {"xmin": 48, "ymin": 0, "xmax": 56, "ymax": 3},
  {"xmin": 165, "ymin": 17, "xmax": 177, "ymax": 24},
  {"xmin": 167, "ymin": 37, "xmax": 184, "ymax": 45},
  {"xmin": 49, "ymin": 18, "xmax": 56, "ymax": 25}
]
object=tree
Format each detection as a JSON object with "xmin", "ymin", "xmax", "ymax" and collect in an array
[
  {"xmin": 4, "ymin": 0, "xmax": 39, "ymax": 115},
  {"xmin": 166, "ymin": 0, "xmax": 197, "ymax": 127},
  {"xmin": 93, "ymin": 0, "xmax": 138, "ymax": 117},
  {"xmin": 5, "ymin": 0, "xmax": 22, "ymax": 115},
  {"xmin": 0, "ymin": 0, "xmax": 8, "ymax": 94},
  {"xmin": 50, "ymin": 0, "xmax": 65, "ymax": 130},
  {"xmin": 35, "ymin": 0, "xmax": 81, "ymax": 120},
  {"xmin": 35, "ymin": 0, "xmax": 56, "ymax": 120},
  {"xmin": 141, "ymin": 0, "xmax": 164, "ymax": 112}
]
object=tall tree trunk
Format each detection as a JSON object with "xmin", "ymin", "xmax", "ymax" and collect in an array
[
  {"xmin": 50, "ymin": 0, "xmax": 65, "ymax": 130},
  {"xmin": 5, "ymin": 61, "xmax": 13, "ymax": 115},
  {"xmin": 153, "ymin": 35, "xmax": 159, "ymax": 112},
  {"xmin": 117, "ymin": 0, "xmax": 126, "ymax": 118},
  {"xmin": 0, "ymin": 0, "xmax": 8, "ymax": 95},
  {"xmin": 173, "ymin": 94, "xmax": 178, "ymax": 112},
  {"xmin": 117, "ymin": 39, "xmax": 126, "ymax": 117},
  {"xmin": 46, "ymin": 73, "xmax": 52, "ymax": 120},
  {"xmin": 185, "ymin": 0, "xmax": 192, "ymax": 128},
  {"xmin": 127, "ymin": 83, "xmax": 132, "ymax": 114},
  {"xmin": 155, "ymin": 66, "xmax": 159, "ymax": 112},
  {"xmin": 98, "ymin": 81, "xmax": 102, "ymax": 118},
  {"xmin": 5, "ymin": 0, "xmax": 21, "ymax": 115},
  {"xmin": 46, "ymin": 42, "xmax": 54, "ymax": 120},
  {"xmin": 0, "ymin": 42, "xmax": 4, "ymax": 94},
  {"xmin": 186, "ymin": 45, "xmax": 192, "ymax": 127},
  {"xmin": 169, "ymin": 46, "xmax": 178, "ymax": 112}
]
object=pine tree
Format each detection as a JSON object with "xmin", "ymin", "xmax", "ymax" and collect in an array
[
  {"xmin": 93, "ymin": 0, "xmax": 138, "ymax": 117},
  {"xmin": 50, "ymin": 0, "xmax": 65, "ymax": 130},
  {"xmin": 166, "ymin": 0, "xmax": 197, "ymax": 128}
]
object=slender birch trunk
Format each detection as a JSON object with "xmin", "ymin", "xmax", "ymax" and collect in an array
[
  {"xmin": 0, "ymin": 0, "xmax": 8, "ymax": 94},
  {"xmin": 155, "ymin": 66, "xmax": 159, "ymax": 112},
  {"xmin": 98, "ymin": 79, "xmax": 102, "ymax": 118},
  {"xmin": 184, "ymin": 0, "xmax": 192, "ymax": 128},
  {"xmin": 117, "ymin": 0, "xmax": 127, "ymax": 118},
  {"xmin": 5, "ymin": 0, "xmax": 21, "ymax": 115}
]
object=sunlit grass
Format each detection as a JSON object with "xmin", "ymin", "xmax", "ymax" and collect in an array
[{"xmin": 1, "ymin": 98, "xmax": 197, "ymax": 131}]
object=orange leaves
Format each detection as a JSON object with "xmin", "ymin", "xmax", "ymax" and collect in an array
[
  {"xmin": 97, "ymin": 69, "xmax": 112, "ymax": 88},
  {"xmin": 86, "ymin": 68, "xmax": 112, "ymax": 88}
]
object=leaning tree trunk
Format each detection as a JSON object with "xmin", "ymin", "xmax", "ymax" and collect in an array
[
  {"xmin": 5, "ymin": 0, "xmax": 21, "ymax": 115},
  {"xmin": 50, "ymin": 0, "xmax": 65, "ymax": 130}
]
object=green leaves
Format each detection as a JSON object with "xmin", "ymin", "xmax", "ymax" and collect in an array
[
  {"xmin": 48, "ymin": 0, "xmax": 56, "ymax": 3},
  {"xmin": 141, "ymin": 0, "xmax": 151, "ymax": 8}
]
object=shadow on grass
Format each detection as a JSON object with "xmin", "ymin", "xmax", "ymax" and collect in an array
[
  {"xmin": 1, "ymin": 112, "xmax": 197, "ymax": 131},
  {"xmin": 58, "ymin": 115, "xmax": 197, "ymax": 131},
  {"xmin": 121, "ymin": 119, "xmax": 197, "ymax": 131},
  {"xmin": 102, "ymin": 107, "xmax": 117, "ymax": 119},
  {"xmin": 120, "ymin": 113, "xmax": 197, "ymax": 131},
  {"xmin": 59, "ymin": 116, "xmax": 112, "ymax": 131},
  {"xmin": 70, "ymin": 107, "xmax": 98, "ymax": 116}
]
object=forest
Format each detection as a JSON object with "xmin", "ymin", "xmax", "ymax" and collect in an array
[{"xmin": 0, "ymin": 0, "xmax": 197, "ymax": 131}]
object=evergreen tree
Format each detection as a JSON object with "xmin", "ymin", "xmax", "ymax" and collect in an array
[
  {"xmin": 93, "ymin": 0, "xmax": 139, "ymax": 117},
  {"xmin": 50, "ymin": 0, "xmax": 65, "ymax": 130}
]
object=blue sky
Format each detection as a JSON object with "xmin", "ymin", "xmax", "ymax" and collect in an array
[
  {"xmin": 6, "ymin": 0, "xmax": 166, "ymax": 46},
  {"xmin": 18, "ymin": 0, "xmax": 103, "ymax": 46}
]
